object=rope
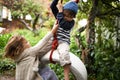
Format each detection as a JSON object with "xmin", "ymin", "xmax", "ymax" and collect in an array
[{"xmin": 49, "ymin": 33, "xmax": 58, "ymax": 64}]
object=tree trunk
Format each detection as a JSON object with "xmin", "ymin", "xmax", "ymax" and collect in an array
[
  {"xmin": 85, "ymin": 0, "xmax": 99, "ymax": 74},
  {"xmin": 116, "ymin": 17, "xmax": 120, "ymax": 49},
  {"xmin": 32, "ymin": 14, "xmax": 40, "ymax": 36}
]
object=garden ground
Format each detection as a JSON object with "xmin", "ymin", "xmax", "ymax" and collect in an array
[
  {"xmin": 0, "ymin": 76, "xmax": 15, "ymax": 80},
  {"xmin": 0, "ymin": 70, "xmax": 15, "ymax": 80}
]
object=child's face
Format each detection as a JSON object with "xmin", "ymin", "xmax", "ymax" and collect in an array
[
  {"xmin": 63, "ymin": 13, "xmax": 73, "ymax": 21},
  {"xmin": 63, "ymin": 10, "xmax": 74, "ymax": 21}
]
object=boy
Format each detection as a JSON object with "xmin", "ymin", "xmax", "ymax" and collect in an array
[{"xmin": 50, "ymin": 0, "xmax": 79, "ymax": 80}]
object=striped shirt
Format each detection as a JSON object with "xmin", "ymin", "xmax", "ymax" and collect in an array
[{"xmin": 57, "ymin": 27, "xmax": 70, "ymax": 44}]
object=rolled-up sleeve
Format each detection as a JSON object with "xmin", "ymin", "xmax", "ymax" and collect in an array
[{"xmin": 57, "ymin": 12, "xmax": 64, "ymax": 20}]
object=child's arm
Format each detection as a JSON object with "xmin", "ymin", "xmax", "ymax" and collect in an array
[
  {"xmin": 50, "ymin": 0, "xmax": 59, "ymax": 19},
  {"xmin": 56, "ymin": 1, "xmax": 64, "ymax": 22},
  {"xmin": 57, "ymin": 0, "xmax": 63, "ymax": 13}
]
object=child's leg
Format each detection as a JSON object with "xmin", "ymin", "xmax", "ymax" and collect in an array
[
  {"xmin": 64, "ymin": 64, "xmax": 70, "ymax": 80},
  {"xmin": 57, "ymin": 42, "xmax": 71, "ymax": 80}
]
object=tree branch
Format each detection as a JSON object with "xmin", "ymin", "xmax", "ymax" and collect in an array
[
  {"xmin": 20, "ymin": 19, "xmax": 33, "ymax": 31},
  {"xmin": 97, "ymin": 8, "xmax": 120, "ymax": 17},
  {"xmin": 32, "ymin": 14, "xmax": 40, "ymax": 30}
]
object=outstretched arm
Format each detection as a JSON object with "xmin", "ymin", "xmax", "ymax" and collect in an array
[{"xmin": 30, "ymin": 22, "xmax": 58, "ymax": 56}]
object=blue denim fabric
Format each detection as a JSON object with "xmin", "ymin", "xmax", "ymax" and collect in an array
[{"xmin": 39, "ymin": 66, "xmax": 58, "ymax": 80}]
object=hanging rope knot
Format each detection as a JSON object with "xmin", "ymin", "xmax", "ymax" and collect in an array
[
  {"xmin": 52, "ymin": 33, "xmax": 58, "ymax": 50},
  {"xmin": 49, "ymin": 33, "xmax": 58, "ymax": 64},
  {"xmin": 52, "ymin": 39, "xmax": 58, "ymax": 49}
]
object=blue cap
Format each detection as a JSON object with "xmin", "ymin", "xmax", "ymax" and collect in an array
[{"xmin": 63, "ymin": 1, "xmax": 78, "ymax": 14}]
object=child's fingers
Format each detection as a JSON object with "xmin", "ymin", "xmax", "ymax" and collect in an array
[
  {"xmin": 54, "ymin": 20, "xmax": 58, "ymax": 25},
  {"xmin": 52, "ymin": 21, "xmax": 59, "ymax": 30},
  {"xmin": 60, "ymin": 0, "xmax": 63, "ymax": 3},
  {"xmin": 56, "ymin": 20, "xmax": 58, "ymax": 24},
  {"xmin": 58, "ymin": 0, "xmax": 63, "ymax": 4}
]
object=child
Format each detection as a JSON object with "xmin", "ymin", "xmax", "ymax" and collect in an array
[
  {"xmin": 50, "ymin": 0, "xmax": 79, "ymax": 80},
  {"xmin": 4, "ymin": 22, "xmax": 58, "ymax": 80}
]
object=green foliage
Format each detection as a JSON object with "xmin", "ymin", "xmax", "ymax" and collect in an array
[
  {"xmin": 0, "ymin": 34, "xmax": 12, "ymax": 50},
  {"xmin": 91, "ymin": 17, "xmax": 120, "ymax": 80},
  {"xmin": 43, "ymin": 17, "xmax": 55, "ymax": 29},
  {"xmin": 77, "ymin": 0, "xmax": 120, "ymax": 79},
  {"xmin": 0, "ymin": 23, "xmax": 2, "ymax": 26},
  {"xmin": 22, "ymin": 0, "xmax": 42, "ymax": 16},
  {"xmin": 0, "ymin": 34, "xmax": 15, "ymax": 74},
  {"xmin": 11, "ymin": 28, "xmax": 48, "ymax": 46},
  {"xmin": 70, "ymin": 36, "xmax": 81, "ymax": 56},
  {"xmin": 0, "ymin": 59, "xmax": 15, "ymax": 74},
  {"xmin": 11, "ymin": 0, "xmax": 42, "ymax": 19},
  {"xmin": 49, "ymin": 64, "xmax": 64, "ymax": 80},
  {"xmin": 94, "ymin": 46, "xmax": 120, "ymax": 80},
  {"xmin": 49, "ymin": 63, "xmax": 75, "ymax": 80}
]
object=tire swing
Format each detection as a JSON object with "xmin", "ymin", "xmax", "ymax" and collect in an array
[{"xmin": 41, "ymin": 50, "xmax": 87, "ymax": 80}]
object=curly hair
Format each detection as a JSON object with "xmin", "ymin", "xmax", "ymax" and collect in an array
[{"xmin": 4, "ymin": 35, "xmax": 27, "ymax": 59}]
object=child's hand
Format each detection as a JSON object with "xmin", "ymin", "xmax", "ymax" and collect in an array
[
  {"xmin": 71, "ymin": 0, "xmax": 79, "ymax": 3},
  {"xmin": 57, "ymin": 0, "xmax": 63, "ymax": 12}
]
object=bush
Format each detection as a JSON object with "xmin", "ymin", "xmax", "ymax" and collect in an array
[
  {"xmin": 0, "ymin": 34, "xmax": 12, "ymax": 50},
  {"xmin": 0, "ymin": 59, "xmax": 15, "ymax": 74}
]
